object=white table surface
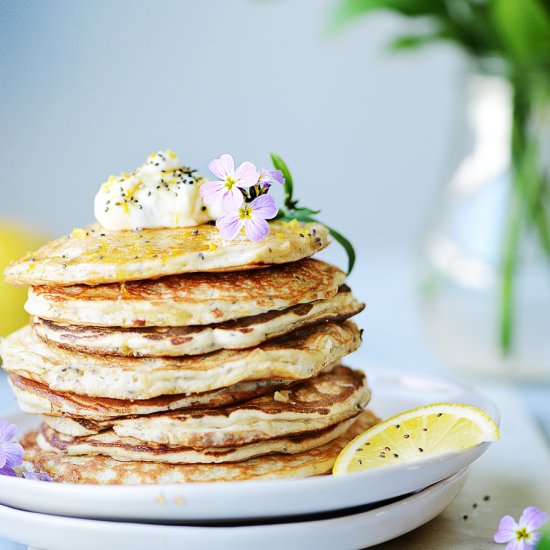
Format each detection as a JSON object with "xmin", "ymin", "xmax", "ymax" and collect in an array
[{"xmin": 0, "ymin": 252, "xmax": 548, "ymax": 549}]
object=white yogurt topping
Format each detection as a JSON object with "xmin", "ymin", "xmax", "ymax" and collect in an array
[{"xmin": 94, "ymin": 150, "xmax": 217, "ymax": 230}]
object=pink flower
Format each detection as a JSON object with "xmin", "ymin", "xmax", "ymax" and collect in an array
[
  {"xmin": 494, "ymin": 506, "xmax": 548, "ymax": 550},
  {"xmin": 201, "ymin": 154, "xmax": 258, "ymax": 212},
  {"xmin": 0, "ymin": 420, "xmax": 23, "ymax": 473},
  {"xmin": 216, "ymin": 194, "xmax": 278, "ymax": 242},
  {"xmin": 258, "ymin": 168, "xmax": 284, "ymax": 188}
]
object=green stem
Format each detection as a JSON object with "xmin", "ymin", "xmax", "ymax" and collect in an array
[
  {"xmin": 499, "ymin": 81, "xmax": 527, "ymax": 354},
  {"xmin": 500, "ymin": 77, "xmax": 550, "ymax": 353},
  {"xmin": 500, "ymin": 191, "xmax": 521, "ymax": 353},
  {"xmin": 534, "ymin": 199, "xmax": 550, "ymax": 257}
]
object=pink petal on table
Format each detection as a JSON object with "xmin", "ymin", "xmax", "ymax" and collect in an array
[
  {"xmin": 2, "ymin": 442, "xmax": 24, "ymax": 468},
  {"xmin": 519, "ymin": 507, "xmax": 548, "ymax": 532},
  {"xmin": 506, "ymin": 540, "xmax": 530, "ymax": 550},
  {"xmin": 494, "ymin": 516, "xmax": 518, "ymax": 543},
  {"xmin": 0, "ymin": 422, "xmax": 17, "ymax": 443}
]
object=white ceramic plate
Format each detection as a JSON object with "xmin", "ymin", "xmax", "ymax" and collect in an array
[
  {"xmin": 0, "ymin": 369, "xmax": 498, "ymax": 522},
  {"xmin": 0, "ymin": 468, "xmax": 469, "ymax": 550}
]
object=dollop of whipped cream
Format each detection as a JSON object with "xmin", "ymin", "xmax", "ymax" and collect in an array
[{"xmin": 94, "ymin": 150, "xmax": 218, "ymax": 230}]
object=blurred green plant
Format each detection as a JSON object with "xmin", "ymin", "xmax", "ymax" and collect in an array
[
  {"xmin": 538, "ymin": 531, "xmax": 550, "ymax": 550},
  {"xmin": 333, "ymin": 0, "xmax": 550, "ymax": 354}
]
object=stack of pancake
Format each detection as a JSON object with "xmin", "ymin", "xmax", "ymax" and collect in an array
[{"xmin": 1, "ymin": 221, "xmax": 377, "ymax": 484}]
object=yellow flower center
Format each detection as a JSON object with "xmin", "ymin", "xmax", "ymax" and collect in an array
[
  {"xmin": 239, "ymin": 205, "xmax": 253, "ymax": 220},
  {"xmin": 224, "ymin": 177, "xmax": 237, "ymax": 190},
  {"xmin": 516, "ymin": 528, "xmax": 531, "ymax": 541}
]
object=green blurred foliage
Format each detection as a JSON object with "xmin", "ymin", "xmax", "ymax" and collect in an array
[{"xmin": 334, "ymin": 0, "xmax": 550, "ymax": 74}]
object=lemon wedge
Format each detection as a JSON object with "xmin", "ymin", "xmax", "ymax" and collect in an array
[{"xmin": 333, "ymin": 402, "xmax": 499, "ymax": 475}]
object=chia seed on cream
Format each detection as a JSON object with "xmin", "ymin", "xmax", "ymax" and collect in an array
[{"xmin": 94, "ymin": 150, "xmax": 220, "ymax": 230}]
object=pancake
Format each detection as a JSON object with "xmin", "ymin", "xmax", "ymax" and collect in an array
[
  {"xmin": 5, "ymin": 221, "xmax": 329, "ymax": 287},
  {"xmin": 8, "ymin": 374, "xmax": 295, "ymax": 420},
  {"xmin": 1, "ymin": 321, "xmax": 362, "ymax": 399},
  {"xmin": 31, "ymin": 287, "xmax": 364, "ymax": 356},
  {"xmin": 23, "ymin": 411, "xmax": 378, "ymax": 483},
  {"xmin": 25, "ymin": 259, "xmax": 345, "ymax": 328},
  {"xmin": 38, "ymin": 413, "xmax": 362, "ymax": 464},
  {"xmin": 35, "ymin": 410, "xmax": 378, "ymax": 469},
  {"xmin": 42, "ymin": 367, "xmax": 370, "ymax": 444}
]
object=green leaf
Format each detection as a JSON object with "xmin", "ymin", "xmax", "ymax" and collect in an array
[
  {"xmin": 389, "ymin": 31, "xmax": 449, "ymax": 51},
  {"xmin": 292, "ymin": 206, "xmax": 321, "ymax": 216},
  {"xmin": 269, "ymin": 154, "xmax": 356, "ymax": 274},
  {"xmin": 491, "ymin": 0, "xmax": 550, "ymax": 67},
  {"xmin": 332, "ymin": 0, "xmax": 444, "ymax": 30},
  {"xmin": 325, "ymin": 224, "xmax": 357, "ymax": 274},
  {"xmin": 270, "ymin": 153, "xmax": 294, "ymax": 209},
  {"xmin": 296, "ymin": 214, "xmax": 356, "ymax": 274}
]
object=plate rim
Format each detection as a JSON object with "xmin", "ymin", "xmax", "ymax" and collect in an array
[{"xmin": 0, "ymin": 467, "xmax": 469, "ymax": 527}]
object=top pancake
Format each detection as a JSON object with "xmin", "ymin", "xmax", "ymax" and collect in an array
[{"xmin": 4, "ymin": 221, "xmax": 329, "ymax": 286}]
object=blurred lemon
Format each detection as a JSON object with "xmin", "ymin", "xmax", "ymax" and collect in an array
[{"xmin": 0, "ymin": 221, "xmax": 46, "ymax": 336}]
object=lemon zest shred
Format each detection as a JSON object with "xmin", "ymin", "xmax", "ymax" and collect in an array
[
  {"xmin": 72, "ymin": 228, "xmax": 87, "ymax": 239},
  {"xmin": 283, "ymin": 219, "xmax": 301, "ymax": 231}
]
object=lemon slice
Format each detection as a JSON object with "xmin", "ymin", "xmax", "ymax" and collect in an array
[{"xmin": 333, "ymin": 402, "xmax": 499, "ymax": 475}]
